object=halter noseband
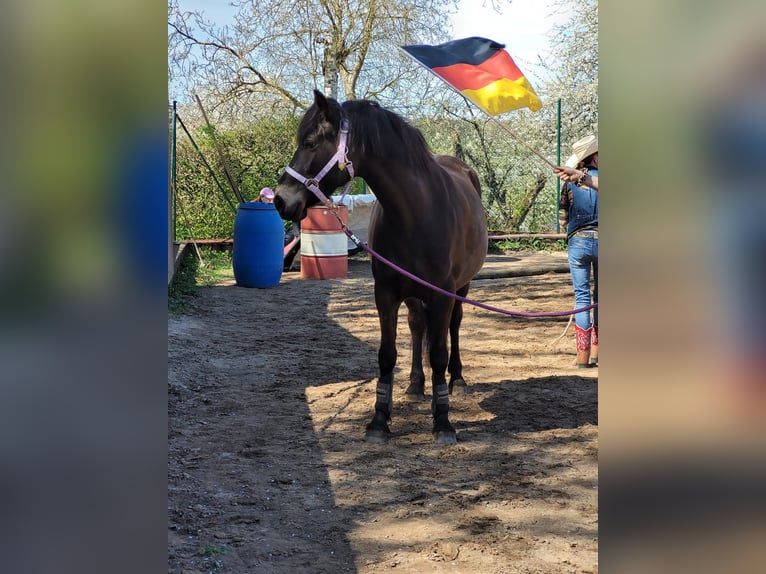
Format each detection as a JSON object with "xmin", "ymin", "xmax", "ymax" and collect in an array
[{"xmin": 284, "ymin": 118, "xmax": 355, "ymax": 208}]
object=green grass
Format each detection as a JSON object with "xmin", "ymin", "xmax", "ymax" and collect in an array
[
  {"xmin": 168, "ymin": 248, "xmax": 234, "ymax": 314},
  {"xmin": 489, "ymin": 237, "xmax": 567, "ymax": 253},
  {"xmin": 195, "ymin": 249, "xmax": 235, "ymax": 285}
]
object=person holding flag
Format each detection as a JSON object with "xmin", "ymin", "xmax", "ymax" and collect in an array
[
  {"xmin": 558, "ymin": 135, "xmax": 599, "ymax": 367},
  {"xmin": 554, "ymin": 164, "xmax": 599, "ymax": 190}
]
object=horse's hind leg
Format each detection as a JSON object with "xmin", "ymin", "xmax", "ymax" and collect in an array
[
  {"xmin": 404, "ymin": 298, "xmax": 427, "ymax": 402},
  {"xmin": 365, "ymin": 287, "xmax": 399, "ymax": 443},
  {"xmin": 428, "ymin": 295, "xmax": 457, "ymax": 444},
  {"xmin": 448, "ymin": 284, "xmax": 470, "ymax": 396}
]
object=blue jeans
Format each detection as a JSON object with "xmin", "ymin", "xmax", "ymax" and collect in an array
[{"xmin": 568, "ymin": 234, "xmax": 598, "ymax": 331}]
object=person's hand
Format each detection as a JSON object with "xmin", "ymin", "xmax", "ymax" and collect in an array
[
  {"xmin": 553, "ymin": 165, "xmax": 583, "ymax": 183},
  {"xmin": 554, "ymin": 166, "xmax": 597, "ymax": 190}
]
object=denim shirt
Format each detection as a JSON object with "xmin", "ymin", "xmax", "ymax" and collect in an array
[{"xmin": 564, "ymin": 168, "xmax": 598, "ymax": 239}]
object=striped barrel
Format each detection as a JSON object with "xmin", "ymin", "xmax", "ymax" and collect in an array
[{"xmin": 300, "ymin": 205, "xmax": 348, "ymax": 279}]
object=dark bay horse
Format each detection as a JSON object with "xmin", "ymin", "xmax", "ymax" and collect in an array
[{"xmin": 274, "ymin": 90, "xmax": 487, "ymax": 444}]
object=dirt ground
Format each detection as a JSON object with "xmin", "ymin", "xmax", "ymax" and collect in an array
[{"xmin": 168, "ymin": 251, "xmax": 598, "ymax": 573}]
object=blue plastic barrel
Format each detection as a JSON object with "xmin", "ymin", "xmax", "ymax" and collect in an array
[{"xmin": 233, "ymin": 202, "xmax": 284, "ymax": 288}]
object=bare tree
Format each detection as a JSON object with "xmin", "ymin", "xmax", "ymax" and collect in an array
[{"xmin": 169, "ymin": 0, "xmax": 460, "ymax": 118}]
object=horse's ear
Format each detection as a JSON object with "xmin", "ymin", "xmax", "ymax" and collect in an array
[
  {"xmin": 314, "ymin": 90, "xmax": 328, "ymax": 113},
  {"xmin": 313, "ymin": 89, "xmax": 340, "ymax": 127}
]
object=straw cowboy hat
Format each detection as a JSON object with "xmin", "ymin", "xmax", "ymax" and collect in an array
[{"xmin": 565, "ymin": 134, "xmax": 598, "ymax": 168}]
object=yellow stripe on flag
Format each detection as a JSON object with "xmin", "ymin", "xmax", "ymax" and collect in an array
[{"xmin": 461, "ymin": 77, "xmax": 542, "ymax": 115}]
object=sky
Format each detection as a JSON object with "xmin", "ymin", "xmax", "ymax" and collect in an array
[{"xmin": 172, "ymin": 0, "xmax": 570, "ymax": 94}]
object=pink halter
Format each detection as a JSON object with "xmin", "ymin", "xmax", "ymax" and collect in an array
[{"xmin": 284, "ymin": 118, "xmax": 355, "ymax": 207}]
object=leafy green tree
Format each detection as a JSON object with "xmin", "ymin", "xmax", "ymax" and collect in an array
[{"xmin": 540, "ymin": 0, "xmax": 598, "ymax": 145}]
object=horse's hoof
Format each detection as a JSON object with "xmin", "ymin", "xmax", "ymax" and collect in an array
[
  {"xmin": 433, "ymin": 430, "xmax": 457, "ymax": 445},
  {"xmin": 404, "ymin": 382, "xmax": 426, "ymax": 402},
  {"xmin": 449, "ymin": 379, "xmax": 468, "ymax": 396},
  {"xmin": 365, "ymin": 419, "xmax": 391, "ymax": 443},
  {"xmin": 364, "ymin": 428, "xmax": 390, "ymax": 443}
]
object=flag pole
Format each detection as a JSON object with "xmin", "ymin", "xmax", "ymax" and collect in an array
[
  {"xmin": 484, "ymin": 116, "xmax": 556, "ymax": 168},
  {"xmin": 398, "ymin": 47, "xmax": 557, "ymax": 169}
]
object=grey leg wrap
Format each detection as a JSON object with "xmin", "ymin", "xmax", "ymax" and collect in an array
[
  {"xmin": 376, "ymin": 374, "xmax": 394, "ymax": 418},
  {"xmin": 431, "ymin": 383, "xmax": 450, "ymax": 417}
]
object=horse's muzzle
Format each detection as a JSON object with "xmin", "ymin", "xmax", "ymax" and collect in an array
[{"xmin": 273, "ymin": 192, "xmax": 307, "ymax": 223}]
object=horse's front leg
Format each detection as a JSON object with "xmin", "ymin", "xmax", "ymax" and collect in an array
[
  {"xmin": 448, "ymin": 284, "xmax": 470, "ymax": 396},
  {"xmin": 428, "ymin": 295, "xmax": 457, "ymax": 444},
  {"xmin": 365, "ymin": 287, "xmax": 400, "ymax": 443},
  {"xmin": 404, "ymin": 298, "xmax": 427, "ymax": 402}
]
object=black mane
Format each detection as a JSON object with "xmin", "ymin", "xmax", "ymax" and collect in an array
[{"xmin": 341, "ymin": 100, "xmax": 435, "ymax": 170}]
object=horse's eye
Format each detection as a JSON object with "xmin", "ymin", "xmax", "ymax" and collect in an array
[{"xmin": 303, "ymin": 139, "xmax": 318, "ymax": 150}]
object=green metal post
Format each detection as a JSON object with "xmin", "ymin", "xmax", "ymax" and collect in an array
[{"xmin": 556, "ymin": 98, "xmax": 561, "ymax": 233}]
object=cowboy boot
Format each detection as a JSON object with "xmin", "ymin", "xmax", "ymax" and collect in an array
[
  {"xmin": 590, "ymin": 325, "xmax": 598, "ymax": 366},
  {"xmin": 575, "ymin": 325, "xmax": 593, "ymax": 368}
]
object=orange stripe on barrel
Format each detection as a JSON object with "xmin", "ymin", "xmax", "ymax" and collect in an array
[{"xmin": 300, "ymin": 205, "xmax": 348, "ymax": 279}]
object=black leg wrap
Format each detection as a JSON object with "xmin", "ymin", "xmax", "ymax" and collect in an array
[
  {"xmin": 431, "ymin": 383, "xmax": 450, "ymax": 417},
  {"xmin": 366, "ymin": 374, "xmax": 394, "ymax": 443},
  {"xmin": 431, "ymin": 382, "xmax": 455, "ymax": 443}
]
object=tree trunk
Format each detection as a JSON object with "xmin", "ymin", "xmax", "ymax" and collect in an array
[
  {"xmin": 323, "ymin": 42, "xmax": 339, "ymax": 99},
  {"xmin": 507, "ymin": 174, "xmax": 547, "ymax": 231}
]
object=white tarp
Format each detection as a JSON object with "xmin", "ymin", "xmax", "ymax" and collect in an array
[{"xmin": 337, "ymin": 194, "xmax": 377, "ymax": 250}]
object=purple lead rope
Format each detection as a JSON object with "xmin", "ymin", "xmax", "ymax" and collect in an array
[{"xmin": 342, "ymin": 227, "xmax": 596, "ymax": 318}]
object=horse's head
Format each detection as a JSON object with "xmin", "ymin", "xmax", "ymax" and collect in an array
[{"xmin": 274, "ymin": 90, "xmax": 351, "ymax": 222}]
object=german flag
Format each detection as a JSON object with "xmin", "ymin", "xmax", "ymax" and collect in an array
[{"xmin": 401, "ymin": 37, "xmax": 542, "ymax": 115}]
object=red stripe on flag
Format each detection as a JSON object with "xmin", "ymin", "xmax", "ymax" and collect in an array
[{"xmin": 431, "ymin": 50, "xmax": 524, "ymax": 92}]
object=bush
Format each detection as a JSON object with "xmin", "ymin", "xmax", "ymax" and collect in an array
[
  {"xmin": 489, "ymin": 237, "xmax": 567, "ymax": 253},
  {"xmin": 173, "ymin": 116, "xmax": 368, "ymax": 240}
]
